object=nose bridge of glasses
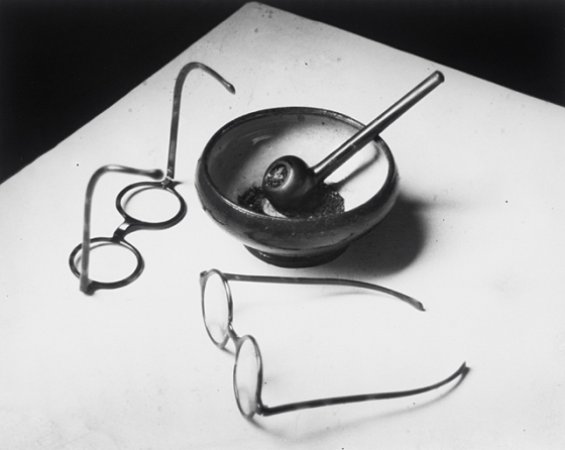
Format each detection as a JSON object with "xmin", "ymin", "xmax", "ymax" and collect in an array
[
  {"xmin": 227, "ymin": 322, "xmax": 240, "ymax": 342},
  {"xmin": 112, "ymin": 221, "xmax": 138, "ymax": 240}
]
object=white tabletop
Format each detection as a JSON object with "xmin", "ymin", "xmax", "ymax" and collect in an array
[{"xmin": 1, "ymin": 2, "xmax": 564, "ymax": 449}]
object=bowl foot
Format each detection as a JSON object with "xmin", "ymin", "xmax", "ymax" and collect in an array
[{"xmin": 245, "ymin": 245, "xmax": 347, "ymax": 268}]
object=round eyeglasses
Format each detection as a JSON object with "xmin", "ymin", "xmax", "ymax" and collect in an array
[
  {"xmin": 69, "ymin": 62, "xmax": 235, "ymax": 294},
  {"xmin": 200, "ymin": 269, "xmax": 468, "ymax": 418},
  {"xmin": 111, "ymin": 61, "xmax": 235, "ymax": 232}
]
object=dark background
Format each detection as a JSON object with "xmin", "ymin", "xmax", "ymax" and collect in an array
[{"xmin": 1, "ymin": 0, "xmax": 564, "ymax": 183}]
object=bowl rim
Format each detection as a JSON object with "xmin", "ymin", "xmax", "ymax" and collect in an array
[{"xmin": 197, "ymin": 106, "xmax": 399, "ymax": 224}]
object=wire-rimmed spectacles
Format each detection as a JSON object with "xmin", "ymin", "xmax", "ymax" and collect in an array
[
  {"xmin": 69, "ymin": 62, "xmax": 235, "ymax": 294},
  {"xmin": 200, "ymin": 268, "xmax": 468, "ymax": 418}
]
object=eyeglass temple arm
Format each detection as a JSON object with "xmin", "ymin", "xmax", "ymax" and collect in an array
[
  {"xmin": 259, "ymin": 362, "xmax": 468, "ymax": 416},
  {"xmin": 165, "ymin": 62, "xmax": 236, "ymax": 181},
  {"xmin": 79, "ymin": 164, "xmax": 163, "ymax": 294},
  {"xmin": 221, "ymin": 272, "xmax": 424, "ymax": 311}
]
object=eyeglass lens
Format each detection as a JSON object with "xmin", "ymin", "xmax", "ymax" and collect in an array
[
  {"xmin": 117, "ymin": 182, "xmax": 186, "ymax": 226},
  {"xmin": 70, "ymin": 238, "xmax": 142, "ymax": 284},
  {"xmin": 202, "ymin": 272, "xmax": 231, "ymax": 346},
  {"xmin": 234, "ymin": 336, "xmax": 262, "ymax": 417}
]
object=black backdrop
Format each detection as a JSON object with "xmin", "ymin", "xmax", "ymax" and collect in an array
[{"xmin": 1, "ymin": 0, "xmax": 564, "ymax": 183}]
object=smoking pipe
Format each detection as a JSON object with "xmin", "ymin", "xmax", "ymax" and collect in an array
[{"xmin": 262, "ymin": 71, "xmax": 445, "ymax": 211}]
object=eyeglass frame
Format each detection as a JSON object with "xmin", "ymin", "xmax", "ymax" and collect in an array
[
  {"xmin": 69, "ymin": 62, "xmax": 235, "ymax": 294},
  {"xmin": 200, "ymin": 268, "xmax": 468, "ymax": 418},
  {"xmin": 69, "ymin": 164, "xmax": 164, "ymax": 294}
]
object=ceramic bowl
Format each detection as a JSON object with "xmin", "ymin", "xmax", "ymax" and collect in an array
[{"xmin": 195, "ymin": 107, "xmax": 399, "ymax": 267}]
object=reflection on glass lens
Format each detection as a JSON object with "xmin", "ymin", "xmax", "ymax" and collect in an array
[
  {"xmin": 203, "ymin": 272, "xmax": 230, "ymax": 345},
  {"xmin": 234, "ymin": 336, "xmax": 261, "ymax": 417}
]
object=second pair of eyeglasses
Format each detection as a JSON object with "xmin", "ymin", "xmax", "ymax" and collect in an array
[{"xmin": 201, "ymin": 269, "xmax": 468, "ymax": 418}]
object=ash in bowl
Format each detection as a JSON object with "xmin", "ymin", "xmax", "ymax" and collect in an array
[{"xmin": 237, "ymin": 183, "xmax": 345, "ymax": 219}]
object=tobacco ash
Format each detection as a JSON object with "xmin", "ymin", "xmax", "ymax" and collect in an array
[
  {"xmin": 237, "ymin": 183, "xmax": 345, "ymax": 219},
  {"xmin": 238, "ymin": 186, "xmax": 266, "ymax": 212}
]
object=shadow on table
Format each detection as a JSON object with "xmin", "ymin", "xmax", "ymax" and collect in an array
[{"xmin": 324, "ymin": 193, "xmax": 429, "ymax": 277}]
